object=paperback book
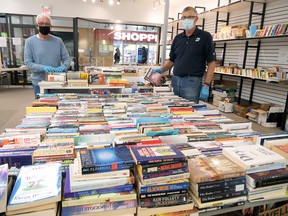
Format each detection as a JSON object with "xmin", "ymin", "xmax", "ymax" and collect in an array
[
  {"xmin": 130, "ymin": 144, "xmax": 186, "ymax": 165},
  {"xmin": 7, "ymin": 162, "xmax": 62, "ymax": 212}
]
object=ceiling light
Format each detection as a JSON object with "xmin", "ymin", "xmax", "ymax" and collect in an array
[
  {"xmin": 117, "ymin": 0, "xmax": 120, "ymax": 5},
  {"xmin": 92, "ymin": 0, "xmax": 95, "ymax": 2},
  {"xmin": 109, "ymin": 0, "xmax": 114, "ymax": 5},
  {"xmin": 83, "ymin": 0, "xmax": 87, "ymax": 2}
]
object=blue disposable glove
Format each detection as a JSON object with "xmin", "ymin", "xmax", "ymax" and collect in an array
[
  {"xmin": 55, "ymin": 65, "xmax": 67, "ymax": 72},
  {"xmin": 199, "ymin": 86, "xmax": 209, "ymax": 101},
  {"xmin": 43, "ymin": 66, "xmax": 56, "ymax": 72},
  {"xmin": 153, "ymin": 68, "xmax": 163, "ymax": 74}
]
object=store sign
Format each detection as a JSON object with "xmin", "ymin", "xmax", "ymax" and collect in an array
[{"xmin": 114, "ymin": 32, "xmax": 157, "ymax": 43}]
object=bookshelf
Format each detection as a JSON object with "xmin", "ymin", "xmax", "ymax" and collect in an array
[{"xmin": 162, "ymin": 0, "xmax": 288, "ymax": 130}]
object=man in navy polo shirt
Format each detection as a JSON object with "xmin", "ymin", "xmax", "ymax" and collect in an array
[{"xmin": 154, "ymin": 6, "xmax": 216, "ymax": 103}]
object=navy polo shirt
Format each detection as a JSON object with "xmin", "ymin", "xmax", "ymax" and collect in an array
[{"xmin": 169, "ymin": 27, "xmax": 216, "ymax": 77}]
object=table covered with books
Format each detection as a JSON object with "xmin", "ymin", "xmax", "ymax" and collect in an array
[{"xmin": 0, "ymin": 90, "xmax": 287, "ymax": 216}]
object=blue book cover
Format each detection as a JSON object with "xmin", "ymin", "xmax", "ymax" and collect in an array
[
  {"xmin": 130, "ymin": 144, "xmax": 186, "ymax": 165},
  {"xmin": 0, "ymin": 151, "xmax": 34, "ymax": 168},
  {"xmin": 79, "ymin": 146, "xmax": 135, "ymax": 174},
  {"xmin": 7, "ymin": 162, "xmax": 62, "ymax": 211},
  {"xmin": 64, "ymin": 168, "xmax": 133, "ymax": 198},
  {"xmin": 139, "ymin": 180, "xmax": 189, "ymax": 194}
]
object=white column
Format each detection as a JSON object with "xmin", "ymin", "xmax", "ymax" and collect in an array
[{"xmin": 160, "ymin": 0, "xmax": 170, "ymax": 66}]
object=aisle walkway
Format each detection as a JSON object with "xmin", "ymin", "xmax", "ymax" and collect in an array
[{"xmin": 0, "ymin": 86, "xmax": 34, "ymax": 133}]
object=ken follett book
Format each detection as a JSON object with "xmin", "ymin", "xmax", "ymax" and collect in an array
[
  {"xmin": 130, "ymin": 145, "xmax": 186, "ymax": 165},
  {"xmin": 79, "ymin": 146, "xmax": 135, "ymax": 174}
]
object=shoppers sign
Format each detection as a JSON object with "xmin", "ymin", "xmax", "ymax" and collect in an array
[{"xmin": 114, "ymin": 32, "xmax": 157, "ymax": 43}]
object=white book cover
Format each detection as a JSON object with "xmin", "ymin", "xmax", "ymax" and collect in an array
[
  {"xmin": 222, "ymin": 145, "xmax": 286, "ymax": 173},
  {"xmin": 7, "ymin": 162, "xmax": 62, "ymax": 211}
]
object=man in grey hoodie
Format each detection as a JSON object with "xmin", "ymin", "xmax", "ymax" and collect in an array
[{"xmin": 24, "ymin": 13, "xmax": 71, "ymax": 98}]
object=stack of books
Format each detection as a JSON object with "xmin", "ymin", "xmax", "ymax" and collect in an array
[
  {"xmin": 130, "ymin": 144, "xmax": 194, "ymax": 215},
  {"xmin": 0, "ymin": 164, "xmax": 9, "ymax": 214},
  {"xmin": 188, "ymin": 155, "xmax": 247, "ymax": 212},
  {"xmin": 222, "ymin": 145, "xmax": 288, "ymax": 202},
  {"xmin": 62, "ymin": 146, "xmax": 136, "ymax": 215}
]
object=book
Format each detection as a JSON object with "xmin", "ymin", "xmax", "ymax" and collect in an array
[
  {"xmin": 222, "ymin": 145, "xmax": 286, "ymax": 174},
  {"xmin": 5, "ymin": 203, "xmax": 58, "ymax": 216},
  {"xmin": 62, "ymin": 190, "xmax": 137, "ymax": 207},
  {"xmin": 139, "ymin": 193, "xmax": 188, "ymax": 208},
  {"xmin": 137, "ymin": 161, "xmax": 188, "ymax": 175},
  {"xmin": 67, "ymin": 165, "xmax": 135, "ymax": 192},
  {"xmin": 188, "ymin": 155, "xmax": 245, "ymax": 183},
  {"xmin": 246, "ymin": 167, "xmax": 288, "ymax": 188},
  {"xmin": 144, "ymin": 68, "xmax": 165, "ymax": 86},
  {"xmin": 137, "ymin": 179, "xmax": 189, "ymax": 194},
  {"xmin": 130, "ymin": 144, "xmax": 186, "ymax": 165},
  {"xmin": 0, "ymin": 150, "xmax": 34, "ymax": 168},
  {"xmin": 62, "ymin": 200, "xmax": 136, "ymax": 216},
  {"xmin": 137, "ymin": 202, "xmax": 194, "ymax": 216},
  {"xmin": 79, "ymin": 146, "xmax": 135, "ymax": 174},
  {"xmin": 7, "ymin": 162, "xmax": 62, "ymax": 212},
  {"xmin": 271, "ymin": 144, "xmax": 288, "ymax": 160},
  {"xmin": 0, "ymin": 164, "xmax": 8, "ymax": 213}
]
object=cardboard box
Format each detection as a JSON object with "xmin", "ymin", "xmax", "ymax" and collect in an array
[
  {"xmin": 256, "ymin": 104, "xmax": 285, "ymax": 127},
  {"xmin": 259, "ymin": 202, "xmax": 288, "ymax": 216},
  {"xmin": 212, "ymin": 94, "xmax": 235, "ymax": 107},
  {"xmin": 212, "ymin": 80, "xmax": 237, "ymax": 97},
  {"xmin": 246, "ymin": 108, "xmax": 258, "ymax": 122},
  {"xmin": 218, "ymin": 101, "xmax": 234, "ymax": 113},
  {"xmin": 234, "ymin": 102, "xmax": 261, "ymax": 117}
]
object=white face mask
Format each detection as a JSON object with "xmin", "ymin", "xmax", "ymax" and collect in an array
[{"xmin": 182, "ymin": 19, "xmax": 195, "ymax": 31}]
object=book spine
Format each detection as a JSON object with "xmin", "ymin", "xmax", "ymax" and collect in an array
[
  {"xmin": 70, "ymin": 176, "xmax": 135, "ymax": 192},
  {"xmin": 81, "ymin": 162, "xmax": 134, "ymax": 174},
  {"xmin": 246, "ymin": 163, "xmax": 286, "ymax": 174},
  {"xmin": 33, "ymin": 147, "xmax": 74, "ymax": 157},
  {"xmin": 62, "ymin": 193, "xmax": 136, "ymax": 207},
  {"xmin": 254, "ymin": 177, "xmax": 288, "ymax": 188},
  {"xmin": 142, "ymin": 168, "xmax": 189, "ymax": 179},
  {"xmin": 139, "ymin": 181, "xmax": 189, "ymax": 194},
  {"xmin": 200, "ymin": 190, "xmax": 247, "ymax": 203},
  {"xmin": 64, "ymin": 184, "xmax": 134, "ymax": 199},
  {"xmin": 140, "ymin": 193, "xmax": 188, "ymax": 208},
  {"xmin": 0, "ymin": 154, "xmax": 33, "ymax": 169},
  {"xmin": 140, "ymin": 172, "xmax": 190, "ymax": 185},
  {"xmin": 62, "ymin": 202, "xmax": 110, "ymax": 216},
  {"xmin": 195, "ymin": 176, "xmax": 246, "ymax": 192},
  {"xmin": 141, "ymin": 161, "xmax": 188, "ymax": 173},
  {"xmin": 140, "ymin": 189, "xmax": 187, "ymax": 199}
]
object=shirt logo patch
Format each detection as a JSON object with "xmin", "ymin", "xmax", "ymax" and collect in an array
[{"xmin": 195, "ymin": 37, "xmax": 200, "ymax": 42}]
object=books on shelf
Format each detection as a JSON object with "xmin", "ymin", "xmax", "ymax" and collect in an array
[{"xmin": 7, "ymin": 162, "xmax": 62, "ymax": 212}]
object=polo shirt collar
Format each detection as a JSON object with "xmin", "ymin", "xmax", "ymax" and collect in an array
[{"xmin": 182, "ymin": 26, "xmax": 201, "ymax": 37}]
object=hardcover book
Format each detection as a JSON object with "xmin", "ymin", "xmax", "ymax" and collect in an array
[
  {"xmin": 79, "ymin": 146, "xmax": 135, "ymax": 174},
  {"xmin": 222, "ymin": 145, "xmax": 286, "ymax": 173},
  {"xmin": 130, "ymin": 144, "xmax": 186, "ymax": 165},
  {"xmin": 7, "ymin": 162, "xmax": 62, "ymax": 211}
]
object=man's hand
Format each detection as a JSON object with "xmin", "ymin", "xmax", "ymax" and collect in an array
[
  {"xmin": 43, "ymin": 66, "xmax": 56, "ymax": 72},
  {"xmin": 199, "ymin": 86, "xmax": 209, "ymax": 101},
  {"xmin": 55, "ymin": 65, "xmax": 67, "ymax": 72},
  {"xmin": 153, "ymin": 68, "xmax": 163, "ymax": 74}
]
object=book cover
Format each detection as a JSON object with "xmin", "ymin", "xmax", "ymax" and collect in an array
[
  {"xmin": 0, "ymin": 151, "xmax": 34, "ymax": 168},
  {"xmin": 130, "ymin": 144, "xmax": 186, "ymax": 165},
  {"xmin": 7, "ymin": 162, "xmax": 62, "ymax": 211},
  {"xmin": 271, "ymin": 144, "xmax": 288, "ymax": 159},
  {"xmin": 79, "ymin": 146, "xmax": 134, "ymax": 174},
  {"xmin": 222, "ymin": 145, "xmax": 286, "ymax": 173},
  {"xmin": 0, "ymin": 164, "xmax": 8, "ymax": 213}
]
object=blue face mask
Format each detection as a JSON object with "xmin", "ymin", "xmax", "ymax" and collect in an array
[{"xmin": 182, "ymin": 19, "xmax": 194, "ymax": 31}]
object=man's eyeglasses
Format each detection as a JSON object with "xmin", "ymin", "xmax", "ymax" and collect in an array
[
  {"xmin": 181, "ymin": 16, "xmax": 197, "ymax": 20},
  {"xmin": 37, "ymin": 22, "xmax": 51, "ymax": 27}
]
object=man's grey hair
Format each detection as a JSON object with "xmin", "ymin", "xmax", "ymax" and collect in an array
[
  {"xmin": 182, "ymin": 6, "xmax": 198, "ymax": 17},
  {"xmin": 36, "ymin": 13, "xmax": 52, "ymax": 25}
]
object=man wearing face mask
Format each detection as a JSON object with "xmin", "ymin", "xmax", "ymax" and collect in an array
[
  {"xmin": 24, "ymin": 13, "xmax": 71, "ymax": 98},
  {"xmin": 153, "ymin": 6, "xmax": 216, "ymax": 103}
]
